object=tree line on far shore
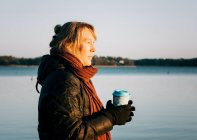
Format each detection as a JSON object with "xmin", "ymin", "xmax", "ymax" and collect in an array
[{"xmin": 0, "ymin": 55, "xmax": 196, "ymax": 66}]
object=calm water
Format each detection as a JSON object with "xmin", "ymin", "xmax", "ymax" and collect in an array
[{"xmin": 0, "ymin": 66, "xmax": 197, "ymax": 140}]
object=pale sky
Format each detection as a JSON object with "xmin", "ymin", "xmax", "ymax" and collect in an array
[{"xmin": 0, "ymin": 0, "xmax": 197, "ymax": 59}]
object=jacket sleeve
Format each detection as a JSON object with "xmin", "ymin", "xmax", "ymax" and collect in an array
[{"xmin": 45, "ymin": 73, "xmax": 113, "ymax": 140}]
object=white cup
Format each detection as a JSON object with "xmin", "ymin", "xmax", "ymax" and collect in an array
[{"xmin": 113, "ymin": 90, "xmax": 130, "ymax": 106}]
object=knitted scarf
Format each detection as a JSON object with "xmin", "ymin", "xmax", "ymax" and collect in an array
[{"xmin": 60, "ymin": 53, "xmax": 111, "ymax": 140}]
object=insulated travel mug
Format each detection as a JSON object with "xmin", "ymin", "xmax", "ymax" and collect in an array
[{"xmin": 113, "ymin": 90, "xmax": 130, "ymax": 106}]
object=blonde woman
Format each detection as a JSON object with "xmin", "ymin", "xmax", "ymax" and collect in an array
[{"xmin": 36, "ymin": 21, "xmax": 135, "ymax": 140}]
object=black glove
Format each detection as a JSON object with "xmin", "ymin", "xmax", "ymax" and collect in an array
[{"xmin": 106, "ymin": 100, "xmax": 135, "ymax": 125}]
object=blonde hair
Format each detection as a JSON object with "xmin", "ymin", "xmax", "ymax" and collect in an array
[{"xmin": 50, "ymin": 21, "xmax": 96, "ymax": 56}]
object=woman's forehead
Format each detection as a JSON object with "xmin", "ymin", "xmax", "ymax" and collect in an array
[{"xmin": 81, "ymin": 28, "xmax": 96, "ymax": 41}]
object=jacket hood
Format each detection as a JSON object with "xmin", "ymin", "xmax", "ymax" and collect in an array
[{"xmin": 36, "ymin": 54, "xmax": 64, "ymax": 93}]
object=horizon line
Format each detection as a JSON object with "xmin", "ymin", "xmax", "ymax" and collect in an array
[{"xmin": 0, "ymin": 54, "xmax": 197, "ymax": 60}]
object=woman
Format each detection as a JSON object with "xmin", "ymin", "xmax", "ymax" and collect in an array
[{"xmin": 36, "ymin": 21, "xmax": 135, "ymax": 140}]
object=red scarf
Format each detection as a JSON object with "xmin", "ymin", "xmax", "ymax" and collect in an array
[{"xmin": 61, "ymin": 53, "xmax": 112, "ymax": 140}]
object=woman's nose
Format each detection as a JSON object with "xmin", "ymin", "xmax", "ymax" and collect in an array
[{"xmin": 91, "ymin": 45, "xmax": 96, "ymax": 52}]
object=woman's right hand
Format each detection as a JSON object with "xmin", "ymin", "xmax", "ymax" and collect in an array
[{"xmin": 106, "ymin": 100, "xmax": 135, "ymax": 125}]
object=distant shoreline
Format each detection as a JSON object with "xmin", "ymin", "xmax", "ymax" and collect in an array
[
  {"xmin": 0, "ymin": 64, "xmax": 136, "ymax": 68},
  {"xmin": 0, "ymin": 55, "xmax": 197, "ymax": 67},
  {"xmin": 0, "ymin": 64, "xmax": 197, "ymax": 67}
]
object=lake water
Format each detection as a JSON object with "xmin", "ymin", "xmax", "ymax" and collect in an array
[{"xmin": 0, "ymin": 66, "xmax": 197, "ymax": 140}]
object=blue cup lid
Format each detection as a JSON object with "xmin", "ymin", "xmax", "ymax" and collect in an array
[{"xmin": 113, "ymin": 90, "xmax": 130, "ymax": 97}]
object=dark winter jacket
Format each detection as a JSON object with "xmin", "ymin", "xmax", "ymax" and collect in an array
[{"xmin": 37, "ymin": 55, "xmax": 113, "ymax": 140}]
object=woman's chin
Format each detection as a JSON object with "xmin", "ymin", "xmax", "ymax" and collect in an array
[{"xmin": 83, "ymin": 61, "xmax": 92, "ymax": 66}]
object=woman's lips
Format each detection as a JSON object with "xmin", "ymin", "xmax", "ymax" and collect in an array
[{"xmin": 88, "ymin": 56, "xmax": 93, "ymax": 59}]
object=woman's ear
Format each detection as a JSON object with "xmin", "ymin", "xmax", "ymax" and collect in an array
[{"xmin": 62, "ymin": 42, "xmax": 72, "ymax": 53}]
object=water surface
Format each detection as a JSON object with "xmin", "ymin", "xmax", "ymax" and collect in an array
[{"xmin": 0, "ymin": 66, "xmax": 196, "ymax": 140}]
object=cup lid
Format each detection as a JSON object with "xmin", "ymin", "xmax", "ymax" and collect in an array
[{"xmin": 113, "ymin": 90, "xmax": 130, "ymax": 97}]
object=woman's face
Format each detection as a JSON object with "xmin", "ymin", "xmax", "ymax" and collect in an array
[{"xmin": 77, "ymin": 28, "xmax": 96, "ymax": 66}]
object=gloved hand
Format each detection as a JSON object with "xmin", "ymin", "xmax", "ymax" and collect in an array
[{"xmin": 106, "ymin": 100, "xmax": 135, "ymax": 125}]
